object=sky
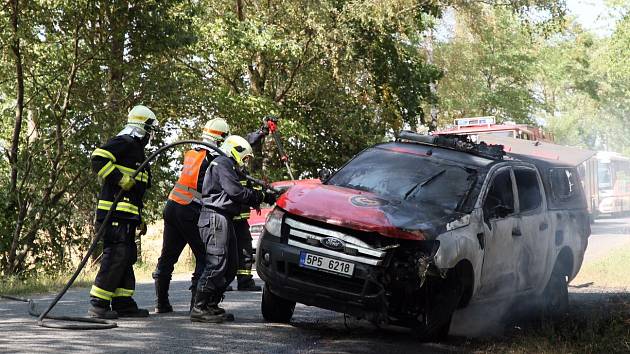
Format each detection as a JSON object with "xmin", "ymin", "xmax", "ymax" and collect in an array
[
  {"xmin": 566, "ymin": 0, "xmax": 620, "ymax": 35},
  {"xmin": 435, "ymin": 0, "xmax": 623, "ymax": 41}
]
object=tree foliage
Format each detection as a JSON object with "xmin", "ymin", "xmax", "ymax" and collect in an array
[
  {"xmin": 0, "ymin": 0, "xmax": 444, "ymax": 275},
  {"xmin": 435, "ymin": 6, "xmax": 542, "ymax": 123},
  {"xmin": 4, "ymin": 0, "xmax": 608, "ymax": 276}
]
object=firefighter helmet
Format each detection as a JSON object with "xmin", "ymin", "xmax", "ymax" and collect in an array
[
  {"xmin": 127, "ymin": 105, "xmax": 158, "ymax": 132},
  {"xmin": 220, "ymin": 135, "xmax": 253, "ymax": 166},
  {"xmin": 203, "ymin": 118, "xmax": 230, "ymax": 143}
]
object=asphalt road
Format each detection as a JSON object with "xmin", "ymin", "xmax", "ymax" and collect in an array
[
  {"xmin": 1, "ymin": 215, "xmax": 629, "ymax": 353},
  {"xmin": 581, "ymin": 214, "xmax": 630, "ymax": 262}
]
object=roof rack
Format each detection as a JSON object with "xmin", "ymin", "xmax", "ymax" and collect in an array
[{"xmin": 395, "ymin": 130, "xmax": 505, "ymax": 160}]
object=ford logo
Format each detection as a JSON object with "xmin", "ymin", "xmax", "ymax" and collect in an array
[{"xmin": 321, "ymin": 237, "xmax": 344, "ymax": 250}]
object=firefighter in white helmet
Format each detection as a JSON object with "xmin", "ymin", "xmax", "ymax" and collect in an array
[
  {"xmin": 152, "ymin": 118, "xmax": 230, "ymax": 313},
  {"xmin": 191, "ymin": 136, "xmax": 277, "ymax": 323},
  {"xmin": 152, "ymin": 118, "xmax": 269, "ymax": 313},
  {"xmin": 88, "ymin": 105, "xmax": 158, "ymax": 319}
]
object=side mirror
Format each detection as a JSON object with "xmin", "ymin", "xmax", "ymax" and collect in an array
[{"xmin": 318, "ymin": 168, "xmax": 332, "ymax": 182}]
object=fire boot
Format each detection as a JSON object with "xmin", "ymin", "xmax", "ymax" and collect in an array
[
  {"xmin": 111, "ymin": 297, "xmax": 150, "ymax": 318},
  {"xmin": 88, "ymin": 297, "xmax": 118, "ymax": 319},
  {"xmin": 154, "ymin": 278, "xmax": 173, "ymax": 313},
  {"xmin": 237, "ymin": 277, "xmax": 262, "ymax": 292},
  {"xmin": 215, "ymin": 293, "xmax": 234, "ymax": 322},
  {"xmin": 190, "ymin": 291, "xmax": 224, "ymax": 323},
  {"xmin": 189, "ymin": 285, "xmax": 196, "ymax": 313}
]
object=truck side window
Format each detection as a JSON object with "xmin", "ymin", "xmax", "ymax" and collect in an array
[
  {"xmin": 550, "ymin": 168, "xmax": 578, "ymax": 200},
  {"xmin": 514, "ymin": 168, "xmax": 542, "ymax": 212},
  {"xmin": 483, "ymin": 169, "xmax": 514, "ymax": 220}
]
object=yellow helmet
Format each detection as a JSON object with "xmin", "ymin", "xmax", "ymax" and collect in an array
[
  {"xmin": 203, "ymin": 118, "xmax": 230, "ymax": 143},
  {"xmin": 127, "ymin": 105, "xmax": 158, "ymax": 132},
  {"xmin": 220, "ymin": 135, "xmax": 253, "ymax": 166}
]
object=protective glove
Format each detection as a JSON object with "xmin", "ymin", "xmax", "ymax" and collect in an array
[
  {"xmin": 118, "ymin": 174, "xmax": 136, "ymax": 191},
  {"xmin": 137, "ymin": 222, "xmax": 147, "ymax": 237},
  {"xmin": 262, "ymin": 190, "xmax": 278, "ymax": 205}
]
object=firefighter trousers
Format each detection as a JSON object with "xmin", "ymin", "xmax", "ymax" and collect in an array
[
  {"xmin": 153, "ymin": 200, "xmax": 206, "ymax": 287},
  {"xmin": 234, "ymin": 220, "xmax": 255, "ymax": 286},
  {"xmin": 196, "ymin": 210, "xmax": 238, "ymax": 293},
  {"xmin": 90, "ymin": 220, "xmax": 138, "ymax": 307}
]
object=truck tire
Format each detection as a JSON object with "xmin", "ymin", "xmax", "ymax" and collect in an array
[
  {"xmin": 413, "ymin": 314, "xmax": 452, "ymax": 342},
  {"xmin": 542, "ymin": 268, "xmax": 569, "ymax": 318},
  {"xmin": 261, "ymin": 284, "xmax": 295, "ymax": 323},
  {"xmin": 412, "ymin": 267, "xmax": 464, "ymax": 342}
]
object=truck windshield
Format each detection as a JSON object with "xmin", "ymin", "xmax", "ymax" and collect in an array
[{"xmin": 327, "ymin": 147, "xmax": 476, "ymax": 211}]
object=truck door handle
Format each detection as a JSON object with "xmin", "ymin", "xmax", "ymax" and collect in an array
[
  {"xmin": 512, "ymin": 227, "xmax": 522, "ymax": 236},
  {"xmin": 539, "ymin": 222, "xmax": 548, "ymax": 231}
]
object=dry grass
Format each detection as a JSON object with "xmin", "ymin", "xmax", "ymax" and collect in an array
[
  {"xmin": 572, "ymin": 243, "xmax": 630, "ymax": 289},
  {"xmin": 0, "ymin": 269, "xmax": 96, "ymax": 297},
  {"xmin": 135, "ymin": 221, "xmax": 196, "ymax": 282},
  {"xmin": 0, "ymin": 221, "xmax": 194, "ymax": 296},
  {"xmin": 462, "ymin": 296, "xmax": 630, "ymax": 353}
]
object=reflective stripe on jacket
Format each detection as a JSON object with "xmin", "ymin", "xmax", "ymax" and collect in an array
[{"xmin": 90, "ymin": 134, "xmax": 150, "ymax": 222}]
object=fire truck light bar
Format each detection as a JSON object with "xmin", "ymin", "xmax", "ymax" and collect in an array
[{"xmin": 455, "ymin": 116, "xmax": 495, "ymax": 127}]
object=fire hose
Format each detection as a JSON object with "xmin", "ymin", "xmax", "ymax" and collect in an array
[{"xmin": 0, "ymin": 140, "xmax": 280, "ymax": 330}]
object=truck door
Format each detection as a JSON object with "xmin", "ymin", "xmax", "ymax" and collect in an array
[
  {"xmin": 513, "ymin": 167, "xmax": 550, "ymax": 292},
  {"xmin": 479, "ymin": 167, "xmax": 520, "ymax": 298}
]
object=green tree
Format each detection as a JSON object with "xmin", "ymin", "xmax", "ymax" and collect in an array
[
  {"xmin": 434, "ymin": 6, "xmax": 542, "ymax": 124},
  {"xmin": 178, "ymin": 0, "xmax": 442, "ymax": 179},
  {"xmin": 0, "ymin": 0, "xmax": 196, "ymax": 275}
]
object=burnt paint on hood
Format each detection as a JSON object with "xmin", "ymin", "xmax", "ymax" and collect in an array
[{"xmin": 276, "ymin": 183, "xmax": 464, "ymax": 240}]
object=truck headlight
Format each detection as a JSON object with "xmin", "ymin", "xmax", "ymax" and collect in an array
[{"xmin": 264, "ymin": 207, "xmax": 285, "ymax": 237}]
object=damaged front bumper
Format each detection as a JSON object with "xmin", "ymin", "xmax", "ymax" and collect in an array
[
  {"xmin": 256, "ymin": 233, "xmax": 390, "ymax": 322},
  {"xmin": 256, "ymin": 226, "xmax": 446, "ymax": 325}
]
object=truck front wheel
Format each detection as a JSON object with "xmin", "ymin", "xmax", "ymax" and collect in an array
[
  {"xmin": 261, "ymin": 284, "xmax": 296, "ymax": 323},
  {"xmin": 542, "ymin": 269, "xmax": 569, "ymax": 318}
]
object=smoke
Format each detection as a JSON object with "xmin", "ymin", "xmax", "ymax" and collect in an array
[{"xmin": 448, "ymin": 293, "xmax": 544, "ymax": 338}]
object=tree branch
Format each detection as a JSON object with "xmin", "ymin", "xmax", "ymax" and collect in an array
[{"xmin": 275, "ymin": 33, "xmax": 315, "ymax": 103}]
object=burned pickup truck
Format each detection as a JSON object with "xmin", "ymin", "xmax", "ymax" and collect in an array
[{"xmin": 256, "ymin": 131, "xmax": 590, "ymax": 340}]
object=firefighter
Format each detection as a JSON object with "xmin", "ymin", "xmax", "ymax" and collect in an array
[
  {"xmin": 230, "ymin": 117, "xmax": 275, "ymax": 292},
  {"xmin": 152, "ymin": 118, "xmax": 230, "ymax": 314},
  {"xmin": 191, "ymin": 135, "xmax": 277, "ymax": 323},
  {"xmin": 231, "ymin": 179, "xmax": 263, "ymax": 291},
  {"xmin": 88, "ymin": 105, "xmax": 158, "ymax": 319}
]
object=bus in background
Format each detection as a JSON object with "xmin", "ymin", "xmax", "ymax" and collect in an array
[
  {"xmin": 434, "ymin": 116, "xmax": 554, "ymax": 142},
  {"xmin": 596, "ymin": 152, "xmax": 630, "ymax": 215}
]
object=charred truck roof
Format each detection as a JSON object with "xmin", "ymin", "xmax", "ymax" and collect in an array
[{"xmin": 276, "ymin": 131, "xmax": 508, "ymax": 241}]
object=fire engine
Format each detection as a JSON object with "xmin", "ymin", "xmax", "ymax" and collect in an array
[{"xmin": 433, "ymin": 116, "xmax": 553, "ymax": 142}]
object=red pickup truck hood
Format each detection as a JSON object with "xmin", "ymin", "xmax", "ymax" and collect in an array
[{"xmin": 276, "ymin": 184, "xmax": 451, "ymax": 240}]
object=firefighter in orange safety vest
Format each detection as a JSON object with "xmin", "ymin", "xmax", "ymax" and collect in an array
[{"xmin": 152, "ymin": 118, "xmax": 268, "ymax": 313}]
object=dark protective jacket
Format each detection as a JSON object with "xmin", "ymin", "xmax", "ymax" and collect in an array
[
  {"xmin": 234, "ymin": 130, "xmax": 267, "ymax": 220},
  {"xmin": 246, "ymin": 129, "xmax": 266, "ymax": 148},
  {"xmin": 201, "ymin": 156, "xmax": 263, "ymax": 216},
  {"xmin": 91, "ymin": 134, "xmax": 151, "ymax": 223},
  {"xmin": 234, "ymin": 168, "xmax": 262, "ymax": 221}
]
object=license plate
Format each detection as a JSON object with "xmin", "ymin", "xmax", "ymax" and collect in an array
[{"xmin": 299, "ymin": 252, "xmax": 355, "ymax": 277}]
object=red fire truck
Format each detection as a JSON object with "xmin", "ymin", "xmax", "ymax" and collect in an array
[{"xmin": 434, "ymin": 116, "xmax": 554, "ymax": 142}]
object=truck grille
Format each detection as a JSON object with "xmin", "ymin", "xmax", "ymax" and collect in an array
[
  {"xmin": 284, "ymin": 217, "xmax": 396, "ymax": 266},
  {"xmin": 288, "ymin": 264, "xmax": 366, "ymax": 294}
]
